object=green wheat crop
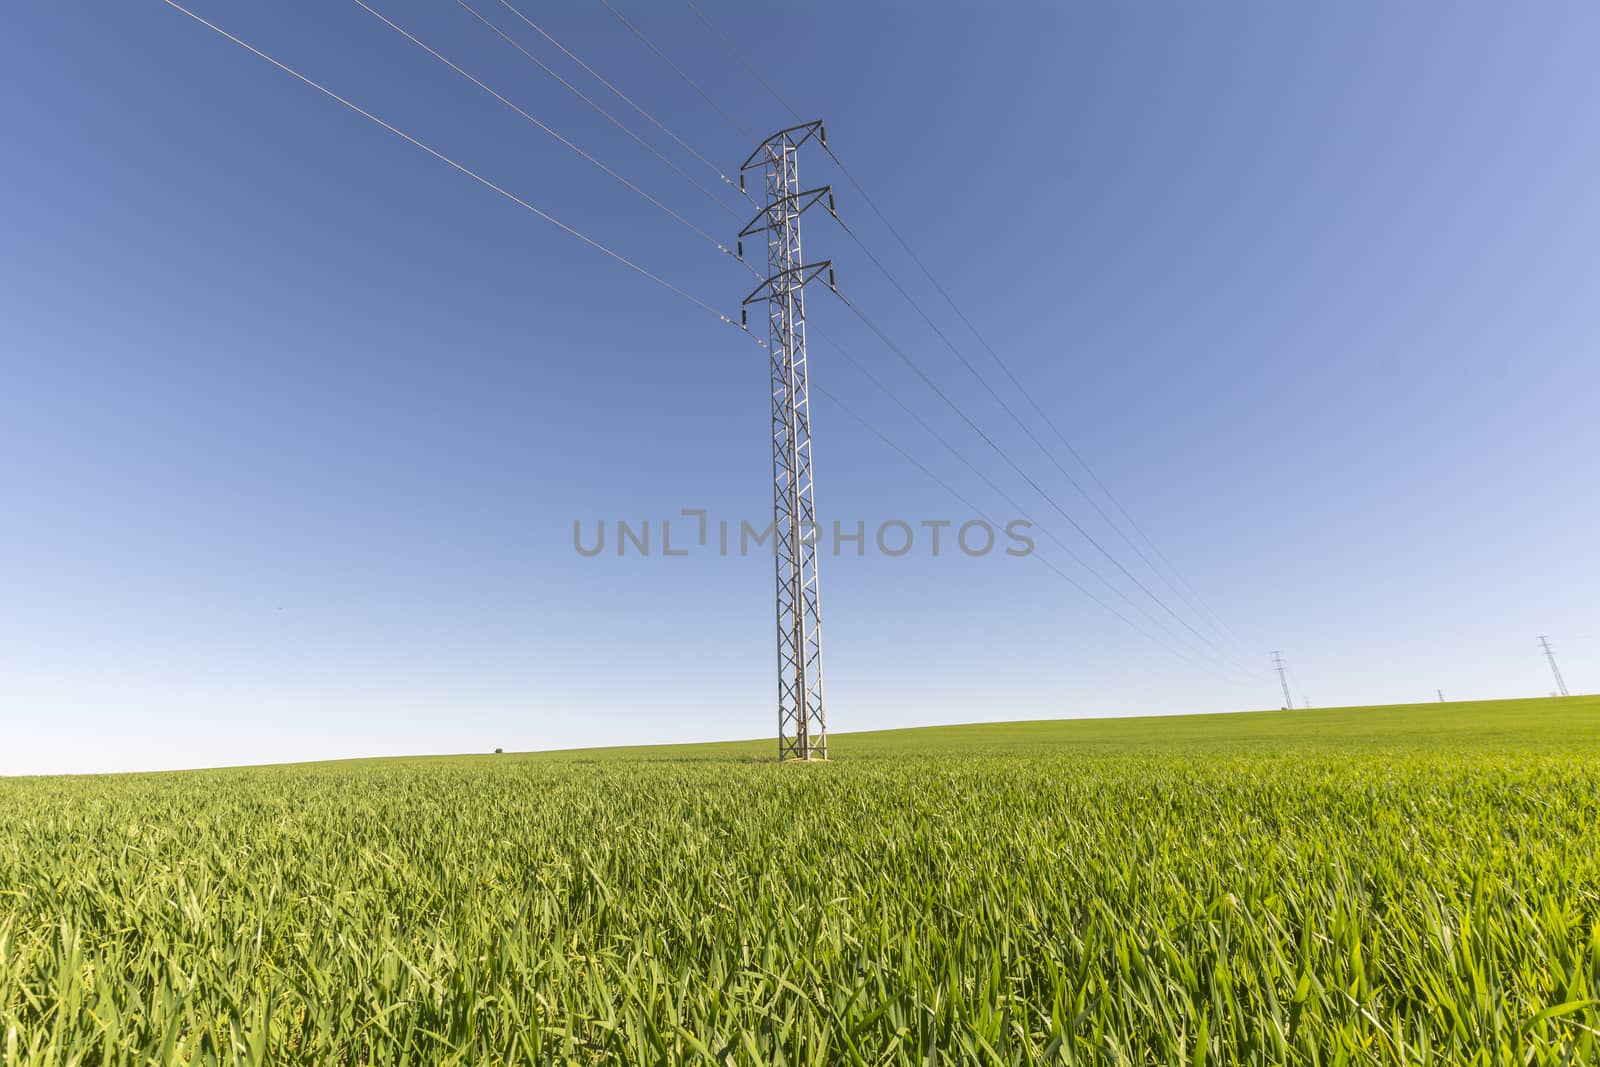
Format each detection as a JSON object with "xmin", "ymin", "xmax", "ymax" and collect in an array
[{"xmin": 2, "ymin": 696, "xmax": 1598, "ymax": 1064}]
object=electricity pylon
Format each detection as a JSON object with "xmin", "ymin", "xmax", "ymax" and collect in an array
[
  {"xmin": 1538, "ymin": 636, "xmax": 1570, "ymax": 697},
  {"xmin": 1272, "ymin": 651, "xmax": 1293, "ymax": 710},
  {"xmin": 739, "ymin": 121, "xmax": 837, "ymax": 761}
]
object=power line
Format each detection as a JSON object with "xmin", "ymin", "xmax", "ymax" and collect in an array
[
  {"xmin": 333, "ymin": 0, "xmax": 1233, "ymax": 674},
  {"xmin": 835, "ymin": 290, "xmax": 1255, "ymax": 678},
  {"xmin": 456, "ymin": 0, "xmax": 743, "ymax": 221},
  {"xmin": 831, "ymin": 209, "xmax": 1243, "ymax": 646},
  {"xmin": 347, "ymin": 0, "xmax": 773, "ymax": 297},
  {"xmin": 597, "ymin": 0, "xmax": 751, "ymax": 140},
  {"xmin": 577, "ymin": 1, "xmax": 1245, "ymax": 672},
  {"xmin": 158, "ymin": 0, "xmax": 740, "ymax": 330},
  {"xmin": 684, "ymin": 0, "xmax": 799, "ymax": 123},
  {"xmin": 812, "ymin": 332, "xmax": 1250, "ymax": 686},
  {"xmin": 347, "ymin": 0, "xmax": 738, "ymax": 259},
  {"xmin": 683, "ymin": 0, "xmax": 1242, "ymax": 647},
  {"xmin": 658, "ymin": 4, "xmax": 1246, "ymax": 659},
  {"xmin": 513, "ymin": 5, "xmax": 1247, "ymax": 674},
  {"xmin": 496, "ymin": 0, "xmax": 740, "ymax": 190},
  {"xmin": 818, "ymin": 306, "xmax": 1253, "ymax": 673},
  {"xmin": 827, "ymin": 146, "xmax": 1243, "ymax": 647},
  {"xmin": 165, "ymin": 1, "xmax": 1256, "ymax": 684},
  {"xmin": 822, "ymin": 144, "xmax": 1243, "ymax": 647},
  {"xmin": 508, "ymin": 0, "xmax": 1252, "ymax": 679}
]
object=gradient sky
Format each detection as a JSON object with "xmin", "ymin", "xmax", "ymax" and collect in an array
[{"xmin": 4, "ymin": 1, "xmax": 1597, "ymax": 775}]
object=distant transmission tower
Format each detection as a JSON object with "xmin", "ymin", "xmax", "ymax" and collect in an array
[
  {"xmin": 1436, "ymin": 689, "xmax": 1445, "ymax": 703},
  {"xmin": 739, "ymin": 121, "xmax": 837, "ymax": 761},
  {"xmin": 1272, "ymin": 651, "xmax": 1293, "ymax": 710},
  {"xmin": 1538, "ymin": 635, "xmax": 1570, "ymax": 697}
]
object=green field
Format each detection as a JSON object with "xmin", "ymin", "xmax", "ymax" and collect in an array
[{"xmin": 3, "ymin": 696, "xmax": 1599, "ymax": 1064}]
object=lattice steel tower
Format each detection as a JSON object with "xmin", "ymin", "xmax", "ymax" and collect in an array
[
  {"xmin": 738, "ymin": 121, "xmax": 836, "ymax": 760},
  {"xmin": 1272, "ymin": 651, "xmax": 1293, "ymax": 710},
  {"xmin": 1539, "ymin": 636, "xmax": 1570, "ymax": 698}
]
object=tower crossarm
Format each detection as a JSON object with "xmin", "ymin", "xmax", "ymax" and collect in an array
[
  {"xmin": 738, "ymin": 186, "xmax": 836, "ymax": 242},
  {"xmin": 739, "ymin": 120, "xmax": 827, "ymax": 175},
  {"xmin": 740, "ymin": 261, "xmax": 835, "ymax": 323}
]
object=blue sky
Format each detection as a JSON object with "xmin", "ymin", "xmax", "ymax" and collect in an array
[{"xmin": 3, "ymin": 1, "xmax": 1597, "ymax": 774}]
